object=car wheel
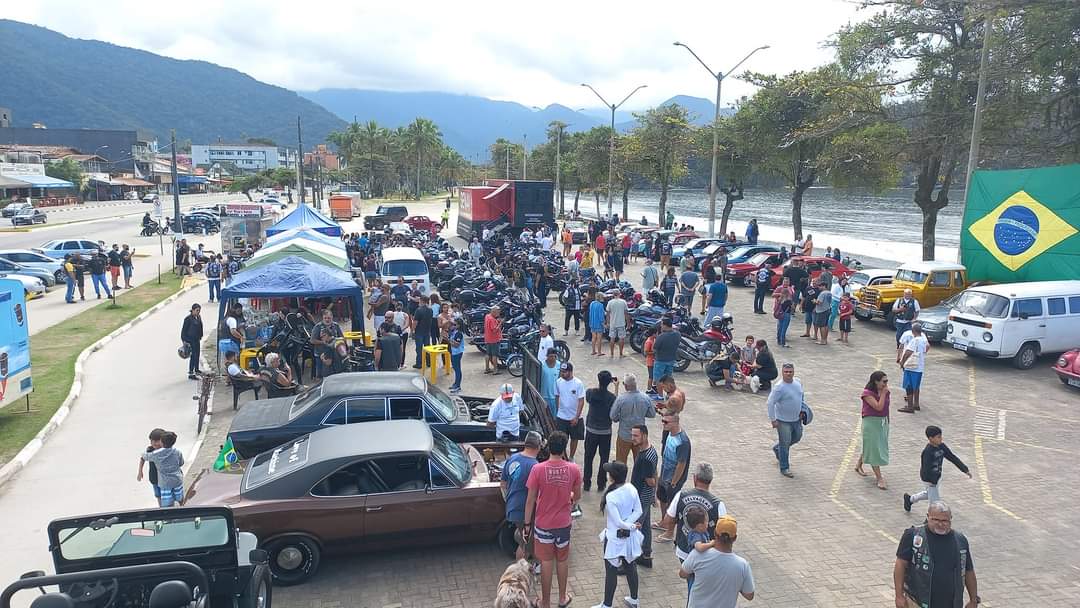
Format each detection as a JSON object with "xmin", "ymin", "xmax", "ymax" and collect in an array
[
  {"xmin": 1062, "ymin": 375, "xmax": 1071, "ymax": 385},
  {"xmin": 1013, "ymin": 342, "xmax": 1039, "ymax": 370},
  {"xmin": 854, "ymin": 310, "xmax": 871, "ymax": 322},
  {"xmin": 496, "ymin": 522, "xmax": 518, "ymax": 558},
  {"xmin": 243, "ymin": 565, "xmax": 273, "ymax": 608},
  {"xmin": 54, "ymin": 269, "xmax": 66, "ymax": 284},
  {"xmin": 742, "ymin": 275, "xmax": 753, "ymax": 288},
  {"xmin": 264, "ymin": 536, "xmax": 320, "ymax": 586}
]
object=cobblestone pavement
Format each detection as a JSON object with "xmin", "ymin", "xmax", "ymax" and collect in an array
[{"xmin": 195, "ymin": 255, "xmax": 1080, "ymax": 608}]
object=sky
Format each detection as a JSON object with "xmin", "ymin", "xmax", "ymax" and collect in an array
[{"xmin": 4, "ymin": 0, "xmax": 865, "ymax": 111}]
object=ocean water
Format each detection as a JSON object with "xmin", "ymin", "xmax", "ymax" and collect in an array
[{"xmin": 607, "ymin": 187, "xmax": 966, "ymax": 264}]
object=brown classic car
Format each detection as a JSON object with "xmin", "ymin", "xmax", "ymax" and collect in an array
[{"xmin": 187, "ymin": 419, "xmax": 511, "ymax": 585}]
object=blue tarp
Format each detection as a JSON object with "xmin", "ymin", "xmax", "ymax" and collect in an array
[
  {"xmin": 264, "ymin": 227, "xmax": 347, "ymax": 251},
  {"xmin": 265, "ymin": 204, "xmax": 342, "ymax": 238},
  {"xmin": 219, "ymin": 255, "xmax": 364, "ymax": 333},
  {"xmin": 177, "ymin": 175, "xmax": 209, "ymax": 184}
]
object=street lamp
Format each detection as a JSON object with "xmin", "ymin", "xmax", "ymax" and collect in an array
[
  {"xmin": 581, "ymin": 83, "xmax": 647, "ymax": 220},
  {"xmin": 673, "ymin": 41, "xmax": 768, "ymax": 237}
]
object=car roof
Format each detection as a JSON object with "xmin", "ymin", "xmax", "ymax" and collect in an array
[
  {"xmin": 319, "ymin": 371, "xmax": 428, "ymax": 397},
  {"xmin": 966, "ymin": 280, "xmax": 1080, "ymax": 298},
  {"xmin": 381, "ymin": 246, "xmax": 426, "ymax": 261},
  {"xmin": 852, "ymin": 268, "xmax": 896, "ymax": 277},
  {"xmin": 310, "ymin": 419, "xmax": 433, "ymax": 461},
  {"xmin": 899, "ymin": 261, "xmax": 965, "ymax": 273}
]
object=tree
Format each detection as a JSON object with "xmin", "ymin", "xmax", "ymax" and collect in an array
[
  {"xmin": 246, "ymin": 137, "xmax": 276, "ymax": 146},
  {"xmin": 633, "ymin": 104, "xmax": 693, "ymax": 224},
  {"xmin": 488, "ymin": 139, "xmax": 524, "ymax": 179},
  {"xmin": 738, "ymin": 65, "xmax": 896, "ymax": 241},
  {"xmin": 615, "ymin": 132, "xmax": 644, "ymax": 221},
  {"xmin": 573, "ymin": 127, "xmax": 614, "ymax": 217},
  {"xmin": 226, "ymin": 174, "xmax": 267, "ymax": 201},
  {"xmin": 46, "ymin": 158, "xmax": 85, "ymax": 194},
  {"xmin": 405, "ymin": 118, "xmax": 443, "ymax": 199},
  {"xmin": 691, "ymin": 115, "xmax": 753, "ymax": 235}
]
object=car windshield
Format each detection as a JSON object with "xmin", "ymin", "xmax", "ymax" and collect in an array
[
  {"xmin": 564, "ymin": 222, "xmax": 585, "ymax": 231},
  {"xmin": 895, "ymin": 269, "xmax": 929, "ymax": 283},
  {"xmin": 288, "ymin": 384, "xmax": 323, "ymax": 420},
  {"xmin": 16, "ymin": 209, "xmax": 35, "ymax": 216},
  {"xmin": 953, "ymin": 291, "xmax": 1011, "ymax": 318},
  {"xmin": 2, "ymin": 252, "xmax": 52, "ymax": 263},
  {"xmin": 431, "ymin": 429, "xmax": 471, "ymax": 485},
  {"xmin": 40, "ymin": 240, "xmax": 62, "ymax": 250},
  {"xmin": 55, "ymin": 513, "xmax": 229, "ymax": 562},
  {"xmin": 747, "ymin": 253, "xmax": 771, "ymax": 265},
  {"xmin": 426, "ymin": 383, "xmax": 458, "ymax": 421},
  {"xmin": 383, "ymin": 259, "xmax": 427, "ymax": 277},
  {"xmin": 849, "ymin": 272, "xmax": 871, "ymax": 287}
]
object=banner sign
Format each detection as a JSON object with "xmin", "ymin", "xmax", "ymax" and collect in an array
[{"xmin": 961, "ymin": 164, "xmax": 1080, "ymax": 283}]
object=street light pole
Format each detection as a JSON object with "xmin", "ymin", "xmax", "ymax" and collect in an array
[
  {"xmin": 582, "ymin": 83, "xmax": 647, "ymax": 220},
  {"xmin": 523, "ymin": 134, "xmax": 528, "ymax": 180},
  {"xmin": 555, "ymin": 125, "xmax": 562, "ymax": 216},
  {"xmin": 673, "ymin": 42, "xmax": 768, "ymax": 237}
]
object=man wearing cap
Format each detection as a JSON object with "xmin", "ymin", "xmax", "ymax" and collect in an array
[
  {"xmin": 555, "ymin": 362, "xmax": 586, "ymax": 459},
  {"xmin": 897, "ymin": 322, "xmax": 930, "ymax": 414},
  {"xmin": 679, "ymin": 515, "xmax": 755, "ymax": 608},
  {"xmin": 540, "ymin": 349, "xmax": 561, "ymax": 417},
  {"xmin": 767, "ymin": 362, "xmax": 804, "ymax": 478},
  {"xmin": 502, "ymin": 431, "xmax": 542, "ymax": 561},
  {"xmin": 489, "ymin": 383, "xmax": 523, "ymax": 442},
  {"xmin": 894, "ymin": 501, "xmax": 977, "ymax": 608}
]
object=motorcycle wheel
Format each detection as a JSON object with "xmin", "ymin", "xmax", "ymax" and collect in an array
[
  {"xmin": 674, "ymin": 356, "xmax": 692, "ymax": 373},
  {"xmin": 507, "ymin": 355, "xmax": 524, "ymax": 377},
  {"xmin": 629, "ymin": 329, "xmax": 646, "ymax": 353},
  {"xmin": 552, "ymin": 341, "xmax": 570, "ymax": 362}
]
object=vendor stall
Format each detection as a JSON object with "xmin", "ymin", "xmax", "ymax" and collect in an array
[
  {"xmin": 244, "ymin": 238, "xmax": 350, "ymax": 272},
  {"xmin": 220, "ymin": 202, "xmax": 275, "ymax": 257},
  {"xmin": 265, "ymin": 204, "xmax": 343, "ymax": 238}
]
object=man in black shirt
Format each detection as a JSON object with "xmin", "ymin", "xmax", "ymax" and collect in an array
[
  {"xmin": 800, "ymin": 283, "xmax": 819, "ymax": 338},
  {"xmin": 411, "ymin": 296, "xmax": 434, "ymax": 368},
  {"xmin": 751, "ymin": 340, "xmax": 778, "ymax": 392},
  {"xmin": 651, "ymin": 317, "xmax": 681, "ymax": 382},
  {"xmin": 389, "ymin": 276, "xmax": 410, "ymax": 310},
  {"xmin": 783, "ymin": 258, "xmax": 809, "ymax": 293},
  {"xmin": 374, "ymin": 323, "xmax": 403, "ymax": 371},
  {"xmin": 894, "ymin": 501, "xmax": 977, "ymax": 608},
  {"xmin": 630, "ymin": 424, "xmax": 658, "ymax": 567}
]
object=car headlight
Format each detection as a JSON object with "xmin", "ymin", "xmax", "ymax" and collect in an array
[
  {"xmin": 982, "ymin": 332, "xmax": 993, "ymax": 343},
  {"xmin": 947, "ymin": 324, "xmax": 954, "ymax": 334},
  {"xmin": 1059, "ymin": 356, "xmax": 1068, "ymax": 367}
]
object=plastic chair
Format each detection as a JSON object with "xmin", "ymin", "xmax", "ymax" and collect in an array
[
  {"xmin": 239, "ymin": 348, "xmax": 261, "ymax": 371},
  {"xmin": 344, "ymin": 330, "xmax": 374, "ymax": 347},
  {"xmin": 421, "ymin": 344, "xmax": 451, "ymax": 383}
]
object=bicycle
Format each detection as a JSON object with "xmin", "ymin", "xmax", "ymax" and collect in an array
[{"xmin": 193, "ymin": 370, "xmax": 216, "ymax": 434}]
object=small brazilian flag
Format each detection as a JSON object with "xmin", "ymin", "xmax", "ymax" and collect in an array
[
  {"xmin": 961, "ymin": 164, "xmax": 1080, "ymax": 283},
  {"xmin": 213, "ymin": 437, "xmax": 240, "ymax": 472}
]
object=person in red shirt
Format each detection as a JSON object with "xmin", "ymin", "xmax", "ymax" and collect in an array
[
  {"xmin": 483, "ymin": 305, "xmax": 503, "ymax": 374},
  {"xmin": 524, "ymin": 431, "xmax": 583, "ymax": 608},
  {"xmin": 595, "ymin": 232, "xmax": 607, "ymax": 266},
  {"xmin": 838, "ymin": 293, "xmax": 854, "ymax": 345}
]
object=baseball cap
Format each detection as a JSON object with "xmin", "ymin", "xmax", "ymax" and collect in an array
[
  {"xmin": 500, "ymin": 383, "xmax": 514, "ymax": 398},
  {"xmin": 715, "ymin": 515, "xmax": 738, "ymax": 538},
  {"xmin": 560, "ymin": 362, "xmax": 573, "ymax": 372},
  {"xmin": 524, "ymin": 431, "xmax": 542, "ymax": 448}
]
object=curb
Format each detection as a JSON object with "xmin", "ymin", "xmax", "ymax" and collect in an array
[{"xmin": 0, "ymin": 281, "xmax": 200, "ymax": 490}]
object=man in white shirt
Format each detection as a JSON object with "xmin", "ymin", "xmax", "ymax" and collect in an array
[
  {"xmin": 536, "ymin": 324, "xmax": 555, "ymax": 360},
  {"xmin": 555, "ymin": 362, "xmax": 586, "ymax": 458},
  {"xmin": 488, "ymin": 383, "xmax": 523, "ymax": 441},
  {"xmin": 519, "ymin": 228, "xmax": 533, "ymax": 243},
  {"xmin": 897, "ymin": 322, "xmax": 931, "ymax": 413},
  {"xmin": 540, "ymin": 232, "xmax": 554, "ymax": 251},
  {"xmin": 482, "ymin": 227, "xmax": 493, "ymax": 242}
]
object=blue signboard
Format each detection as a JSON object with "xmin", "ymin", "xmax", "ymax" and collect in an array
[{"xmin": 0, "ymin": 278, "xmax": 32, "ymax": 408}]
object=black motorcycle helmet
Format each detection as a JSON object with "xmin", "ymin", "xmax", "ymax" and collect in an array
[
  {"xmin": 648, "ymin": 288, "xmax": 667, "ymax": 307},
  {"xmin": 710, "ymin": 317, "xmax": 725, "ymax": 332}
]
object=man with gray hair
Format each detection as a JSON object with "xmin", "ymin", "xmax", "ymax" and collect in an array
[
  {"xmin": 767, "ymin": 362, "xmax": 804, "ymax": 478},
  {"xmin": 660, "ymin": 462, "xmax": 726, "ymax": 579},
  {"xmin": 894, "ymin": 501, "xmax": 978, "ymax": 608},
  {"xmin": 897, "ymin": 322, "xmax": 930, "ymax": 414},
  {"xmin": 610, "ymin": 373, "xmax": 656, "ymax": 464}
]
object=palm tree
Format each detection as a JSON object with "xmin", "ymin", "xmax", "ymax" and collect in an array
[
  {"xmin": 438, "ymin": 148, "xmax": 467, "ymax": 192},
  {"xmin": 405, "ymin": 118, "xmax": 443, "ymax": 199}
]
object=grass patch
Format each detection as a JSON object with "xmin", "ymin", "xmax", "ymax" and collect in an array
[{"xmin": 0, "ymin": 273, "xmax": 184, "ymax": 465}]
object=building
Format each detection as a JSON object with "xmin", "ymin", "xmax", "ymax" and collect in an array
[
  {"xmin": 191, "ymin": 143, "xmax": 298, "ymax": 173},
  {"xmin": 0, "ymin": 126, "xmax": 154, "ymax": 174},
  {"xmin": 304, "ymin": 144, "xmax": 340, "ymax": 171},
  {"xmin": 0, "ymin": 157, "xmax": 78, "ymax": 206}
]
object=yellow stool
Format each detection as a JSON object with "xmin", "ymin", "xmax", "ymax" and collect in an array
[
  {"xmin": 344, "ymin": 331, "xmax": 374, "ymax": 347},
  {"xmin": 239, "ymin": 347, "xmax": 261, "ymax": 371},
  {"xmin": 422, "ymin": 344, "xmax": 451, "ymax": 383}
]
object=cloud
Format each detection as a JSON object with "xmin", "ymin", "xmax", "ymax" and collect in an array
[{"xmin": 4, "ymin": 0, "xmax": 862, "ymax": 110}]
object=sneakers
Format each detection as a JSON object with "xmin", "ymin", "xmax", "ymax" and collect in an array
[
  {"xmin": 781, "ymin": 469, "xmax": 795, "ymax": 478},
  {"xmin": 903, "ymin": 493, "xmax": 912, "ymax": 512},
  {"xmin": 570, "ymin": 504, "xmax": 583, "ymax": 519},
  {"xmin": 449, "ymin": 387, "xmax": 461, "ymax": 394},
  {"xmin": 635, "ymin": 555, "xmax": 653, "ymax": 568},
  {"xmin": 624, "ymin": 597, "xmax": 640, "ymax": 607}
]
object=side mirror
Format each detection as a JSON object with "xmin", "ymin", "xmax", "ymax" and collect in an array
[
  {"xmin": 425, "ymin": 484, "xmax": 436, "ymax": 495},
  {"xmin": 249, "ymin": 549, "xmax": 269, "ymax": 565}
]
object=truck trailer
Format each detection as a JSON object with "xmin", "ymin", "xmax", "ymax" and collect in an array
[{"xmin": 457, "ymin": 180, "xmax": 554, "ymax": 240}]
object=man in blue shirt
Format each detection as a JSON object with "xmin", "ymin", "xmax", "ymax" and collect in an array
[
  {"xmin": 502, "ymin": 431, "xmax": 541, "ymax": 560},
  {"xmin": 589, "ymin": 291, "xmax": 607, "ymax": 356},
  {"xmin": 704, "ymin": 278, "xmax": 728, "ymax": 324},
  {"xmin": 766, "ymin": 363, "xmax": 804, "ymax": 478},
  {"xmin": 448, "ymin": 319, "xmax": 466, "ymax": 393},
  {"xmin": 540, "ymin": 349, "xmax": 560, "ymax": 416}
]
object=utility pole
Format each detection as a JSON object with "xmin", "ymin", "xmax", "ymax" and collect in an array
[
  {"xmin": 582, "ymin": 83, "xmax": 647, "ymax": 220},
  {"xmin": 674, "ymin": 42, "xmax": 769, "ymax": 237},
  {"xmin": 523, "ymin": 134, "xmax": 528, "ymax": 180},
  {"xmin": 505, "ymin": 143, "xmax": 510, "ymax": 179},
  {"xmin": 555, "ymin": 125, "xmax": 563, "ymax": 216},
  {"xmin": 964, "ymin": 14, "xmax": 993, "ymax": 207},
  {"xmin": 169, "ymin": 129, "xmax": 182, "ymax": 235},
  {"xmin": 296, "ymin": 116, "xmax": 306, "ymax": 205}
]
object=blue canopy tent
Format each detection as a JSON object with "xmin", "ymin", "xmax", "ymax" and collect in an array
[
  {"xmin": 218, "ymin": 256, "xmax": 364, "ymax": 333},
  {"xmin": 265, "ymin": 205, "xmax": 343, "ymax": 238}
]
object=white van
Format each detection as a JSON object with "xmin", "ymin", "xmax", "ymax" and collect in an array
[
  {"xmin": 945, "ymin": 280, "xmax": 1080, "ymax": 369},
  {"xmin": 379, "ymin": 246, "xmax": 431, "ymax": 295}
]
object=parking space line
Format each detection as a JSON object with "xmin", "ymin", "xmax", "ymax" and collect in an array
[
  {"xmin": 989, "ymin": 437, "xmax": 1076, "ymax": 455},
  {"xmin": 973, "ymin": 436, "xmax": 1023, "ymax": 521}
]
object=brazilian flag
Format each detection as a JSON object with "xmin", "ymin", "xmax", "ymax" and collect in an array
[
  {"xmin": 213, "ymin": 437, "xmax": 241, "ymax": 472},
  {"xmin": 961, "ymin": 164, "xmax": 1080, "ymax": 283}
]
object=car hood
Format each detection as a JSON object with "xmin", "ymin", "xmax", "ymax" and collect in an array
[
  {"xmin": 726, "ymin": 262, "xmax": 758, "ymax": 272},
  {"xmin": 917, "ymin": 305, "xmax": 950, "ymax": 325},
  {"xmin": 229, "ymin": 397, "xmax": 294, "ymax": 434}
]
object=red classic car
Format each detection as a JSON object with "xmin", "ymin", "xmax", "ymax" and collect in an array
[
  {"xmin": 404, "ymin": 215, "xmax": 441, "ymax": 236},
  {"xmin": 1055, "ymin": 349, "xmax": 1080, "ymax": 389},
  {"xmin": 725, "ymin": 252, "xmax": 784, "ymax": 287},
  {"xmin": 770, "ymin": 256, "xmax": 854, "ymax": 289}
]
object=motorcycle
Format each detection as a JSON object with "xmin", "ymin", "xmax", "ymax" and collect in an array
[{"xmin": 674, "ymin": 314, "xmax": 736, "ymax": 372}]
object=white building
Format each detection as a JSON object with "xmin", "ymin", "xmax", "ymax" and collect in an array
[{"xmin": 191, "ymin": 144, "xmax": 298, "ymax": 173}]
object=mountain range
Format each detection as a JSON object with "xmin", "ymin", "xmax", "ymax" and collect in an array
[{"xmin": 0, "ymin": 19, "xmax": 720, "ymax": 160}]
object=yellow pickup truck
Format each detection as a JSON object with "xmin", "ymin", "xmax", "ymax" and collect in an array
[{"xmin": 854, "ymin": 261, "xmax": 969, "ymax": 325}]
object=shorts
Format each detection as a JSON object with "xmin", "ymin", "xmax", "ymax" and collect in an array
[
  {"xmin": 151, "ymin": 484, "xmax": 161, "ymax": 498},
  {"xmin": 556, "ymin": 416, "xmax": 585, "ymax": 440},
  {"xmin": 485, "ymin": 342, "xmax": 500, "ymax": 356},
  {"xmin": 839, "ymin": 317, "xmax": 852, "ymax": 332},
  {"xmin": 158, "ymin": 485, "xmax": 183, "ymax": 507},
  {"xmin": 122, "ymin": 265, "xmax": 133, "ymax": 279},
  {"xmin": 805, "ymin": 309, "xmax": 815, "ymax": 326},
  {"xmin": 653, "ymin": 360, "xmax": 675, "ymax": 382},
  {"xmin": 533, "ymin": 525, "xmax": 572, "ymax": 561},
  {"xmin": 814, "ymin": 311, "xmax": 829, "ymax": 327},
  {"xmin": 903, "ymin": 369, "xmax": 923, "ymax": 390},
  {"xmin": 609, "ymin": 326, "xmax": 627, "ymax": 340}
]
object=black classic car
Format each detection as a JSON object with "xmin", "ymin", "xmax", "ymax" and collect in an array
[
  {"xmin": 2, "ymin": 507, "xmax": 271, "ymax": 608},
  {"xmin": 227, "ymin": 372, "xmax": 551, "ymax": 459}
]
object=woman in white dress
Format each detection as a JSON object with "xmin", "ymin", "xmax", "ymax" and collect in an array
[{"xmin": 593, "ymin": 461, "xmax": 643, "ymax": 608}]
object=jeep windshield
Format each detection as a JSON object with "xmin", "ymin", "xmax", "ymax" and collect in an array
[
  {"xmin": 55, "ymin": 513, "xmax": 229, "ymax": 561},
  {"xmin": 894, "ymin": 269, "xmax": 929, "ymax": 284}
]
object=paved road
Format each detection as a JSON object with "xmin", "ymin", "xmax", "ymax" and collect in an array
[{"xmin": 0, "ymin": 291, "xmax": 205, "ymax": 607}]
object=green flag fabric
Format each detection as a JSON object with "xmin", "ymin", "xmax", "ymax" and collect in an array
[
  {"xmin": 961, "ymin": 164, "xmax": 1080, "ymax": 283},
  {"xmin": 213, "ymin": 436, "xmax": 240, "ymax": 472}
]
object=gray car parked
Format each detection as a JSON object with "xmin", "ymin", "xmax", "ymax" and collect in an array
[{"xmin": 0, "ymin": 249, "xmax": 67, "ymax": 284}]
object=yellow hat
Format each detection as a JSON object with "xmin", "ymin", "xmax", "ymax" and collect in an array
[{"xmin": 715, "ymin": 515, "xmax": 738, "ymax": 538}]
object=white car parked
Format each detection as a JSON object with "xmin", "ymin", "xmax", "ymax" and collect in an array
[{"xmin": 0, "ymin": 272, "xmax": 47, "ymax": 299}]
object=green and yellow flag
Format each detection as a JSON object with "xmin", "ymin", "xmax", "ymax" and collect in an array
[
  {"xmin": 961, "ymin": 164, "xmax": 1080, "ymax": 283},
  {"xmin": 213, "ymin": 436, "xmax": 240, "ymax": 472}
]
